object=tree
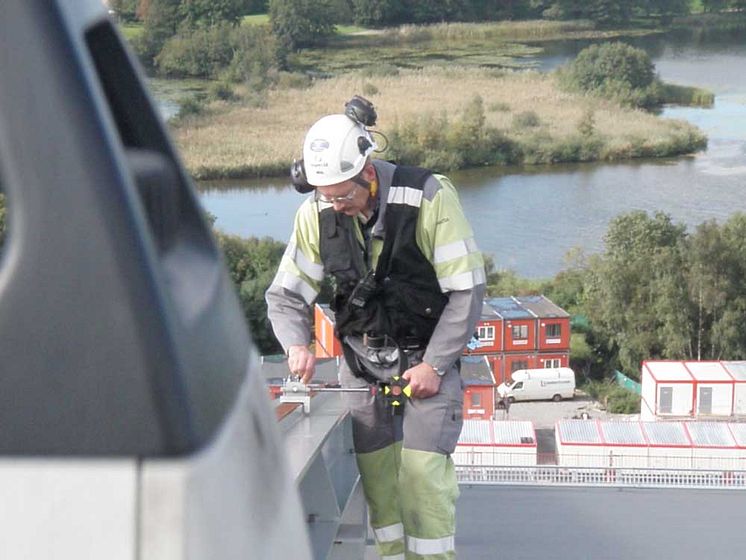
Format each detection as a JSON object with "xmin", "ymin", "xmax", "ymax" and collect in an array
[
  {"xmin": 109, "ymin": 0, "xmax": 141, "ymax": 22},
  {"xmin": 269, "ymin": 0, "xmax": 335, "ymax": 51},
  {"xmin": 559, "ymin": 42, "xmax": 660, "ymax": 108},
  {"xmin": 351, "ymin": 0, "xmax": 405, "ymax": 26},
  {"xmin": 215, "ymin": 232, "xmax": 287, "ymax": 355},
  {"xmin": 138, "ymin": 0, "xmax": 181, "ymax": 62},
  {"xmin": 179, "ymin": 0, "xmax": 248, "ymax": 27},
  {"xmin": 582, "ymin": 211, "xmax": 691, "ymax": 377}
]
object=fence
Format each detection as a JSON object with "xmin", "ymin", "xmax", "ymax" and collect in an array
[
  {"xmin": 456, "ymin": 464, "xmax": 746, "ymax": 489},
  {"xmin": 614, "ymin": 369, "xmax": 642, "ymax": 395}
]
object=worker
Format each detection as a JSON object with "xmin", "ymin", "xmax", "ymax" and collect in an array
[{"xmin": 266, "ymin": 96, "xmax": 485, "ymax": 559}]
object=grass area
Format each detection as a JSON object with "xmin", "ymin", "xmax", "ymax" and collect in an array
[
  {"xmin": 241, "ymin": 14, "xmax": 269, "ymax": 26},
  {"xmin": 171, "ymin": 67, "xmax": 706, "ymax": 180},
  {"xmin": 119, "ymin": 23, "xmax": 144, "ymax": 41}
]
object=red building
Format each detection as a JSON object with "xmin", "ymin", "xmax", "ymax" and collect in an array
[
  {"xmin": 461, "ymin": 355, "xmax": 497, "ymax": 420},
  {"xmin": 315, "ymin": 304, "xmax": 342, "ymax": 358},
  {"xmin": 468, "ymin": 296, "xmax": 570, "ymax": 385}
]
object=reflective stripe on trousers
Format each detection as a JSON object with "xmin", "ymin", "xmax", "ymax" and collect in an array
[{"xmin": 358, "ymin": 446, "xmax": 458, "ymax": 559}]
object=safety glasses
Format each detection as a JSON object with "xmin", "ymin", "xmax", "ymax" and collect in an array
[{"xmin": 315, "ymin": 185, "xmax": 360, "ymax": 204}]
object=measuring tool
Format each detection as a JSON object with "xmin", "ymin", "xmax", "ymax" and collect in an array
[{"xmin": 280, "ymin": 376, "xmax": 411, "ymax": 414}]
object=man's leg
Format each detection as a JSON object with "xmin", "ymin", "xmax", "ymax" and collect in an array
[
  {"xmin": 400, "ymin": 365, "xmax": 463, "ymax": 559},
  {"xmin": 340, "ymin": 360, "xmax": 405, "ymax": 559}
]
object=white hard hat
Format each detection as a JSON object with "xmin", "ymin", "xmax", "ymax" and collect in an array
[{"xmin": 302, "ymin": 114, "xmax": 376, "ymax": 187}]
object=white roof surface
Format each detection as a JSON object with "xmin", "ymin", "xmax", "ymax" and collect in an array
[
  {"xmin": 643, "ymin": 361, "xmax": 693, "ymax": 381},
  {"xmin": 723, "ymin": 362, "xmax": 746, "ymax": 381},
  {"xmin": 459, "ymin": 420, "xmax": 536, "ymax": 447},
  {"xmin": 727, "ymin": 423, "xmax": 746, "ymax": 447},
  {"xmin": 641, "ymin": 422, "xmax": 691, "ymax": 447},
  {"xmin": 684, "ymin": 361, "xmax": 732, "ymax": 381},
  {"xmin": 685, "ymin": 422, "xmax": 736, "ymax": 448},
  {"xmin": 600, "ymin": 421, "xmax": 647, "ymax": 445},
  {"xmin": 557, "ymin": 420, "xmax": 602, "ymax": 444}
]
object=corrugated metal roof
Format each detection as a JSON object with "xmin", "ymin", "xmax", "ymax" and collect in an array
[
  {"xmin": 515, "ymin": 295, "xmax": 569, "ymax": 318},
  {"xmin": 480, "ymin": 301, "xmax": 501, "ymax": 320},
  {"xmin": 684, "ymin": 361, "xmax": 732, "ymax": 381},
  {"xmin": 486, "ymin": 297, "xmax": 534, "ymax": 320},
  {"xmin": 461, "ymin": 355, "xmax": 494, "ymax": 385},
  {"xmin": 686, "ymin": 422, "xmax": 736, "ymax": 447},
  {"xmin": 492, "ymin": 421, "xmax": 536, "ymax": 446},
  {"xmin": 557, "ymin": 420, "xmax": 602, "ymax": 444},
  {"xmin": 600, "ymin": 421, "xmax": 646, "ymax": 445},
  {"xmin": 459, "ymin": 419, "xmax": 492, "ymax": 444},
  {"xmin": 644, "ymin": 361, "xmax": 693, "ymax": 381},
  {"xmin": 723, "ymin": 361, "xmax": 746, "ymax": 381},
  {"xmin": 727, "ymin": 423, "xmax": 746, "ymax": 447},
  {"xmin": 642, "ymin": 422, "xmax": 690, "ymax": 446}
]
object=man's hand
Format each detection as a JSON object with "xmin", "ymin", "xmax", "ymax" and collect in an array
[
  {"xmin": 287, "ymin": 345, "xmax": 315, "ymax": 384},
  {"xmin": 402, "ymin": 362, "xmax": 441, "ymax": 399}
]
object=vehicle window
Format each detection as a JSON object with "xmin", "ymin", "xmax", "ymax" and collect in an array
[{"xmin": 513, "ymin": 382, "xmax": 523, "ymax": 390}]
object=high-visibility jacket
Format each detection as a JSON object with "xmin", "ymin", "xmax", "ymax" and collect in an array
[{"xmin": 266, "ymin": 159, "xmax": 485, "ymax": 377}]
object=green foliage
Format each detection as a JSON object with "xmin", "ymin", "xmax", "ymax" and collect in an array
[
  {"xmin": 660, "ymin": 83, "xmax": 715, "ymax": 106},
  {"xmin": 385, "ymin": 95, "xmax": 518, "ymax": 171},
  {"xmin": 209, "ymin": 81, "xmax": 238, "ymax": 101},
  {"xmin": 559, "ymin": 42, "xmax": 661, "ymax": 108},
  {"xmin": 109, "ymin": 0, "xmax": 141, "ymax": 22},
  {"xmin": 156, "ymin": 24, "xmax": 235, "ymax": 77},
  {"xmin": 583, "ymin": 380, "xmax": 641, "ymax": 413},
  {"xmin": 179, "ymin": 0, "xmax": 247, "ymax": 27},
  {"xmin": 351, "ymin": 0, "xmax": 404, "ymax": 26},
  {"xmin": 583, "ymin": 211, "xmax": 690, "ymax": 375},
  {"xmin": 512, "ymin": 110, "xmax": 542, "ymax": 129},
  {"xmin": 174, "ymin": 94, "xmax": 207, "ymax": 119},
  {"xmin": 156, "ymin": 23, "xmax": 280, "ymax": 84},
  {"xmin": 215, "ymin": 232, "xmax": 286, "ymax": 354},
  {"xmin": 269, "ymin": 0, "xmax": 336, "ymax": 51},
  {"xmin": 577, "ymin": 108, "xmax": 595, "ymax": 137},
  {"xmin": 137, "ymin": 0, "xmax": 182, "ymax": 64}
]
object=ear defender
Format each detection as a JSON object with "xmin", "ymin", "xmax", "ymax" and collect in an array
[{"xmin": 290, "ymin": 159, "xmax": 314, "ymax": 194}]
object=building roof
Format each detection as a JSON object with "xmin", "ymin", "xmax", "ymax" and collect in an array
[
  {"xmin": 556, "ymin": 420, "xmax": 602, "ymax": 444},
  {"xmin": 485, "ymin": 297, "xmax": 535, "ymax": 320},
  {"xmin": 684, "ymin": 361, "xmax": 732, "ymax": 381},
  {"xmin": 479, "ymin": 301, "xmax": 501, "ymax": 321},
  {"xmin": 723, "ymin": 361, "xmax": 746, "ymax": 381},
  {"xmin": 642, "ymin": 421, "xmax": 690, "ymax": 447},
  {"xmin": 685, "ymin": 422, "xmax": 736, "ymax": 448},
  {"xmin": 484, "ymin": 295, "xmax": 569, "ymax": 320},
  {"xmin": 458, "ymin": 420, "xmax": 536, "ymax": 447},
  {"xmin": 643, "ymin": 360, "xmax": 746, "ymax": 382},
  {"xmin": 460, "ymin": 355, "xmax": 495, "ymax": 385},
  {"xmin": 600, "ymin": 421, "xmax": 646, "ymax": 445},
  {"xmin": 643, "ymin": 361, "xmax": 693, "ymax": 381},
  {"xmin": 515, "ymin": 295, "xmax": 570, "ymax": 318}
]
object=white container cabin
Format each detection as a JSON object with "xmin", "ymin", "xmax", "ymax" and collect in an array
[
  {"xmin": 640, "ymin": 361, "xmax": 695, "ymax": 421},
  {"xmin": 455, "ymin": 420, "xmax": 537, "ymax": 467}
]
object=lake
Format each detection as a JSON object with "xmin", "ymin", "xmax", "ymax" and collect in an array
[{"xmin": 198, "ymin": 29, "xmax": 746, "ymax": 278}]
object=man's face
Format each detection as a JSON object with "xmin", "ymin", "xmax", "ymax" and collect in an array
[{"xmin": 315, "ymin": 179, "xmax": 369, "ymax": 216}]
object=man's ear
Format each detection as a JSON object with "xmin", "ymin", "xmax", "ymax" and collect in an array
[{"xmin": 361, "ymin": 161, "xmax": 377, "ymax": 183}]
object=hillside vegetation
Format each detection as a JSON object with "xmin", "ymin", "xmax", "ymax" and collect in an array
[{"xmin": 172, "ymin": 68, "xmax": 706, "ymax": 179}]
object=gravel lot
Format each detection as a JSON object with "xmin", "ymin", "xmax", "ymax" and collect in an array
[
  {"xmin": 491, "ymin": 392, "xmax": 638, "ymax": 460},
  {"xmin": 495, "ymin": 393, "xmax": 615, "ymax": 429}
]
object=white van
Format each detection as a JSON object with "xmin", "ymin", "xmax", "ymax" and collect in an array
[{"xmin": 497, "ymin": 368, "xmax": 576, "ymax": 403}]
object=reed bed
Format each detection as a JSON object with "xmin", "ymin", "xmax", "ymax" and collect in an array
[{"xmin": 172, "ymin": 67, "xmax": 705, "ymax": 179}]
